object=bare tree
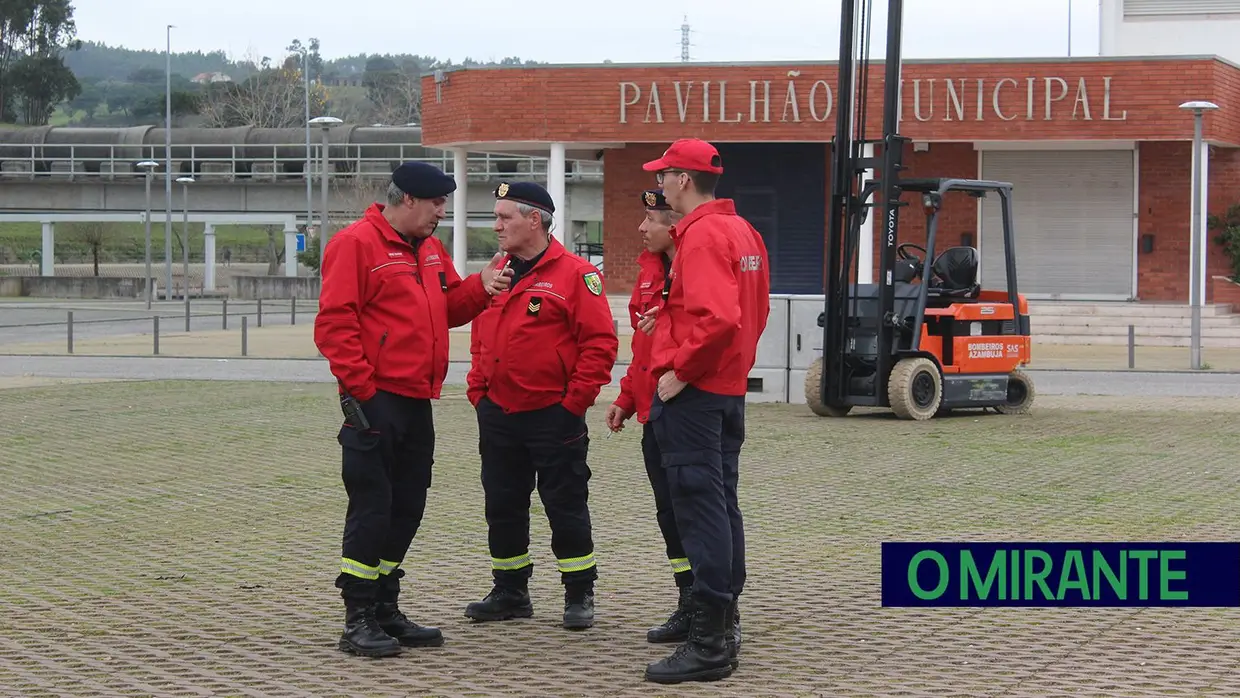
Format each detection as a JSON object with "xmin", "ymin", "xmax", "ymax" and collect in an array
[
  {"xmin": 366, "ymin": 71, "xmax": 421, "ymax": 125},
  {"xmin": 264, "ymin": 225, "xmax": 286, "ymax": 276},
  {"xmin": 199, "ymin": 49, "xmax": 328, "ymax": 128},
  {"xmin": 63, "ymin": 221, "xmax": 106, "ymax": 276}
]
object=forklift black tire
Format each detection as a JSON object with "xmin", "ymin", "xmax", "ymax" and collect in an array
[
  {"xmin": 888, "ymin": 357, "xmax": 942, "ymax": 421},
  {"xmin": 805, "ymin": 357, "xmax": 853, "ymax": 417},
  {"xmin": 996, "ymin": 368, "xmax": 1035, "ymax": 415}
]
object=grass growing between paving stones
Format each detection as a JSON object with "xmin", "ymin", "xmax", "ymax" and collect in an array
[{"xmin": 1, "ymin": 381, "xmax": 1239, "ymax": 697}]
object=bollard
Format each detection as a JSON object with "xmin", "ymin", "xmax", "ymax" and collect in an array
[
  {"xmin": 242, "ymin": 316, "xmax": 248, "ymax": 357},
  {"xmin": 222, "ymin": 298, "xmax": 228, "ymax": 330},
  {"xmin": 185, "ymin": 296, "xmax": 191, "ymax": 333},
  {"xmin": 1128, "ymin": 325, "xmax": 1135, "ymax": 369},
  {"xmin": 67, "ymin": 311, "xmax": 74, "ymax": 354},
  {"xmin": 291, "ymin": 297, "xmax": 297, "ymax": 326},
  {"xmin": 153, "ymin": 315, "xmax": 160, "ymax": 355},
  {"xmin": 257, "ymin": 298, "xmax": 263, "ymax": 328}
]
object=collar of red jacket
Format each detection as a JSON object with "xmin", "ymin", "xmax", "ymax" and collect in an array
[
  {"xmin": 365, "ymin": 202, "xmax": 421, "ymax": 249},
  {"xmin": 668, "ymin": 198, "xmax": 738, "ymax": 244},
  {"xmin": 636, "ymin": 248, "xmax": 667, "ymax": 272},
  {"xmin": 504, "ymin": 234, "xmax": 567, "ymax": 271}
]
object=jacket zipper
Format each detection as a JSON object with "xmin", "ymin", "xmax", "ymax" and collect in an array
[{"xmin": 411, "ymin": 246, "xmax": 437, "ymax": 389}]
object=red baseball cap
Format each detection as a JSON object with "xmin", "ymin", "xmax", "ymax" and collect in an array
[{"xmin": 642, "ymin": 138, "xmax": 724, "ymax": 174}]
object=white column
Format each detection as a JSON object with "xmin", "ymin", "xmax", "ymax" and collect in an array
[
  {"xmin": 452, "ymin": 148, "xmax": 469, "ymax": 277},
  {"xmin": 284, "ymin": 222, "xmax": 299, "ymax": 277},
  {"xmin": 857, "ymin": 143, "xmax": 876, "ymax": 284},
  {"xmin": 1098, "ymin": 0, "xmax": 1119, "ymax": 56},
  {"xmin": 203, "ymin": 223, "xmax": 216, "ymax": 291},
  {"xmin": 1197, "ymin": 139, "xmax": 1210, "ymax": 305},
  {"xmin": 548, "ymin": 142, "xmax": 567, "ymax": 245},
  {"xmin": 40, "ymin": 222, "xmax": 54, "ymax": 276}
]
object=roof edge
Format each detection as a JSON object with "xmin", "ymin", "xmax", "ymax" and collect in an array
[{"xmin": 421, "ymin": 54, "xmax": 1240, "ymax": 78}]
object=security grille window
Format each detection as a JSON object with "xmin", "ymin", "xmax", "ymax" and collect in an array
[{"xmin": 1124, "ymin": 0, "xmax": 1240, "ymax": 16}]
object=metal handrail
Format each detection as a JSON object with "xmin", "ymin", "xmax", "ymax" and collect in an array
[{"xmin": 0, "ymin": 142, "xmax": 605, "ymax": 183}]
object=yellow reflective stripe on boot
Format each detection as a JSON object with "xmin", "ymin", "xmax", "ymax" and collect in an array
[
  {"xmin": 491, "ymin": 553, "xmax": 532, "ymax": 571},
  {"xmin": 557, "ymin": 553, "xmax": 597, "ymax": 574},
  {"xmin": 341, "ymin": 557, "xmax": 380, "ymax": 580},
  {"xmin": 669, "ymin": 557, "xmax": 691, "ymax": 574},
  {"xmin": 378, "ymin": 559, "xmax": 400, "ymax": 576}
]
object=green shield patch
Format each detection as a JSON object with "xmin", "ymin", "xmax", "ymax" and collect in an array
[{"xmin": 583, "ymin": 271, "xmax": 603, "ymax": 296}]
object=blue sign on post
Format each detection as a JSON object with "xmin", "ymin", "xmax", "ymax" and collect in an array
[{"xmin": 296, "ymin": 233, "xmax": 306, "ymax": 252}]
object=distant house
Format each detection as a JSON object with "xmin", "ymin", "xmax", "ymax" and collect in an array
[{"xmin": 191, "ymin": 72, "xmax": 233, "ymax": 84}]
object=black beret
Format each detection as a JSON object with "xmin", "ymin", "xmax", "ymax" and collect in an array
[
  {"xmin": 641, "ymin": 189, "xmax": 670, "ymax": 210},
  {"xmin": 391, "ymin": 161, "xmax": 456, "ymax": 199},
  {"xmin": 494, "ymin": 181, "xmax": 555, "ymax": 214}
]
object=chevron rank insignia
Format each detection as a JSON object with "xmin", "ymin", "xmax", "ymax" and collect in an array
[
  {"xmin": 582, "ymin": 271, "xmax": 603, "ymax": 296},
  {"xmin": 526, "ymin": 296, "xmax": 541, "ymax": 316}
]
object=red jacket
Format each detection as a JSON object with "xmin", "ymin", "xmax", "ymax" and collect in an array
[
  {"xmin": 314, "ymin": 203, "xmax": 491, "ymax": 402},
  {"xmin": 615, "ymin": 250, "xmax": 670, "ymax": 423},
  {"xmin": 650, "ymin": 198, "xmax": 771, "ymax": 397},
  {"xmin": 467, "ymin": 237, "xmax": 618, "ymax": 416}
]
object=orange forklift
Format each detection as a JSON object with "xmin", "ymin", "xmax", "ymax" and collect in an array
[{"xmin": 804, "ymin": 0, "xmax": 1035, "ymax": 421}]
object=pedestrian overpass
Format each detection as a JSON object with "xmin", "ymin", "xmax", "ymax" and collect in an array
[{"xmin": 0, "ymin": 125, "xmax": 605, "ymax": 286}]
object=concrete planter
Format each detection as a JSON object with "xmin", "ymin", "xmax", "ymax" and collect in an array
[
  {"xmin": 230, "ymin": 275, "xmax": 321, "ymax": 300},
  {"xmin": 0, "ymin": 275, "xmax": 154, "ymax": 298}
]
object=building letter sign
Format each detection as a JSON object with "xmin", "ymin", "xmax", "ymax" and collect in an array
[{"xmin": 618, "ymin": 75, "xmax": 1128, "ymax": 124}]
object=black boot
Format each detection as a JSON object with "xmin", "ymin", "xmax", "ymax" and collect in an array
[
  {"xmin": 375, "ymin": 570, "xmax": 444, "ymax": 647},
  {"xmin": 464, "ymin": 584, "xmax": 534, "ymax": 622},
  {"xmin": 337, "ymin": 577, "xmax": 402, "ymax": 658},
  {"xmin": 338, "ymin": 602, "xmax": 403, "ymax": 658},
  {"xmin": 644, "ymin": 596, "xmax": 733, "ymax": 684},
  {"xmin": 647, "ymin": 584, "xmax": 692, "ymax": 643},
  {"xmin": 725, "ymin": 599, "xmax": 741, "ymax": 669},
  {"xmin": 563, "ymin": 583, "xmax": 595, "ymax": 630}
]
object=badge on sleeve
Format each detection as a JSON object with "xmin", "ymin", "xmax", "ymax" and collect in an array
[{"xmin": 582, "ymin": 271, "xmax": 603, "ymax": 296}]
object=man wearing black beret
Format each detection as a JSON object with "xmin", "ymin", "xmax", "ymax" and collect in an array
[
  {"xmin": 603, "ymin": 188, "xmax": 696, "ymax": 644},
  {"xmin": 463, "ymin": 180, "xmax": 618, "ymax": 631},
  {"xmin": 314, "ymin": 160, "xmax": 513, "ymax": 658}
]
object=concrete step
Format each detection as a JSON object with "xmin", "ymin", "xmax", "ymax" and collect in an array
[
  {"xmin": 1031, "ymin": 314, "xmax": 1240, "ymax": 328},
  {"xmin": 1028, "ymin": 302, "xmax": 1235, "ymax": 318},
  {"xmin": 1034, "ymin": 324, "xmax": 1240, "ymax": 339},
  {"xmin": 1035, "ymin": 333, "xmax": 1240, "ymax": 348}
]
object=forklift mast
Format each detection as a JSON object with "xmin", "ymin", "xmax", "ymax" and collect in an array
[{"xmin": 822, "ymin": 0, "xmax": 908, "ymax": 409}]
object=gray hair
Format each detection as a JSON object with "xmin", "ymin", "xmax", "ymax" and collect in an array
[
  {"xmin": 386, "ymin": 181, "xmax": 407, "ymax": 206},
  {"xmin": 517, "ymin": 202, "xmax": 554, "ymax": 234}
]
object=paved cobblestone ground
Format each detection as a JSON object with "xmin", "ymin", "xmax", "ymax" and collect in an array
[{"xmin": 1, "ymin": 380, "xmax": 1239, "ymax": 697}]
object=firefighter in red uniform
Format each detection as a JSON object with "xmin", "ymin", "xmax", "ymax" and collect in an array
[
  {"xmin": 315, "ymin": 161, "xmax": 512, "ymax": 658},
  {"xmin": 639, "ymin": 139, "xmax": 771, "ymax": 684},
  {"xmin": 464, "ymin": 181, "xmax": 618, "ymax": 630},
  {"xmin": 603, "ymin": 189, "xmax": 697, "ymax": 642}
]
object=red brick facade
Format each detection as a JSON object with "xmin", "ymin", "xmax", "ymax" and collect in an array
[{"xmin": 421, "ymin": 57, "xmax": 1240, "ymax": 302}]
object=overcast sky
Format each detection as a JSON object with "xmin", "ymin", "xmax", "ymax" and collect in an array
[{"xmin": 69, "ymin": 0, "xmax": 1100, "ymax": 66}]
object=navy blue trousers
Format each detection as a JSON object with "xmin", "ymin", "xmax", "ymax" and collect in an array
[{"xmin": 649, "ymin": 384, "xmax": 747, "ymax": 609}]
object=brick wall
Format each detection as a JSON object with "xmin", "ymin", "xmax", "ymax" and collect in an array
[
  {"xmin": 599, "ymin": 140, "xmax": 1240, "ymax": 303},
  {"xmin": 422, "ymin": 57, "xmax": 1240, "ymax": 147},
  {"xmin": 601, "ymin": 144, "xmax": 668, "ymax": 293},
  {"xmin": 1136, "ymin": 141, "xmax": 1240, "ymax": 302}
]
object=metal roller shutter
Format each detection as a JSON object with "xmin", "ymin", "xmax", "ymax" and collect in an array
[
  {"xmin": 978, "ymin": 149, "xmax": 1135, "ymax": 300},
  {"xmin": 1124, "ymin": 0, "xmax": 1240, "ymax": 16}
]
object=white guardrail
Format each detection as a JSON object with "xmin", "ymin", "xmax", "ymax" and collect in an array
[{"xmin": 0, "ymin": 143, "xmax": 605, "ymax": 183}]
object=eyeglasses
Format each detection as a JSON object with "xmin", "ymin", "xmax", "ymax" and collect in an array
[{"xmin": 654, "ymin": 170, "xmax": 684, "ymax": 185}]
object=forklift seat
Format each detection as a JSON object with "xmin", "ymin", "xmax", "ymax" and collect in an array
[{"xmin": 929, "ymin": 246, "xmax": 979, "ymax": 298}]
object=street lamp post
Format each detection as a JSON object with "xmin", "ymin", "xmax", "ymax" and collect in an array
[
  {"xmin": 1178, "ymin": 100, "xmax": 1220, "ymax": 370},
  {"xmin": 302, "ymin": 48, "xmax": 313, "ymax": 234},
  {"xmin": 165, "ymin": 24, "xmax": 175, "ymax": 301},
  {"xmin": 309, "ymin": 116, "xmax": 342, "ymax": 271},
  {"xmin": 177, "ymin": 176, "xmax": 195, "ymax": 331},
  {"xmin": 137, "ymin": 160, "xmax": 161, "ymax": 309}
]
